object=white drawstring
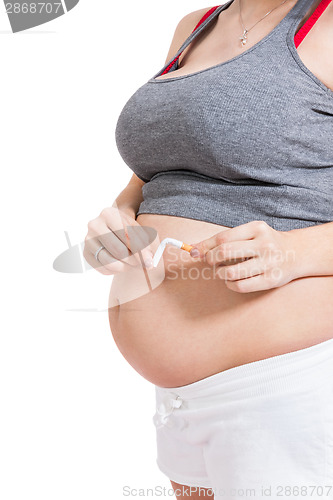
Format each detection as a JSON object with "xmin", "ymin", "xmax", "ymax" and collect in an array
[{"xmin": 153, "ymin": 394, "xmax": 183, "ymax": 428}]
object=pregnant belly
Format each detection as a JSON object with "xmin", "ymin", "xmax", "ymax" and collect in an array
[{"xmin": 108, "ymin": 214, "xmax": 333, "ymax": 388}]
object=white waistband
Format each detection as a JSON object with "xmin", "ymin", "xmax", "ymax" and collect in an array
[{"xmin": 155, "ymin": 337, "xmax": 333, "ymax": 402}]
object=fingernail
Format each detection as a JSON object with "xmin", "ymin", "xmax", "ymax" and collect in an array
[{"xmin": 190, "ymin": 248, "xmax": 200, "ymax": 258}]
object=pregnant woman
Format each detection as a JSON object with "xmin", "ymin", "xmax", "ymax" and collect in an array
[{"xmin": 83, "ymin": 0, "xmax": 333, "ymax": 498}]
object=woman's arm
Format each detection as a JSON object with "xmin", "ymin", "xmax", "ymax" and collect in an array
[
  {"xmin": 111, "ymin": 173, "xmax": 145, "ymax": 219},
  {"xmin": 287, "ymin": 221, "xmax": 333, "ymax": 279},
  {"xmin": 188, "ymin": 219, "xmax": 333, "ymax": 293},
  {"xmin": 83, "ymin": 174, "xmax": 154, "ymax": 274},
  {"xmin": 113, "ymin": 6, "xmax": 218, "ymax": 217}
]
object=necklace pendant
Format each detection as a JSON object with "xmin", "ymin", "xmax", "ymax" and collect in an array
[{"xmin": 240, "ymin": 29, "xmax": 248, "ymax": 47}]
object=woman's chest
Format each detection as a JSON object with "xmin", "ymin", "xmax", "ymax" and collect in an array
[{"xmin": 115, "ymin": 66, "xmax": 333, "ymax": 183}]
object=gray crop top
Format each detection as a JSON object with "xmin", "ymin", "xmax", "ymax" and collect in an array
[{"xmin": 115, "ymin": 0, "xmax": 333, "ymax": 231}]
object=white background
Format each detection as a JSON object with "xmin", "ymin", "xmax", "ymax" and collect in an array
[{"xmin": 0, "ymin": 1, "xmax": 223, "ymax": 499}]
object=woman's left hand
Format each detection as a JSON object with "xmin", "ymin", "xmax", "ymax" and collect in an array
[{"xmin": 189, "ymin": 220, "xmax": 299, "ymax": 293}]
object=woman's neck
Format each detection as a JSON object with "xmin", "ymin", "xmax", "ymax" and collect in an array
[{"xmin": 231, "ymin": 0, "xmax": 296, "ymax": 18}]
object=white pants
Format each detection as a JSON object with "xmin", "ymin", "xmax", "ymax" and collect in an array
[{"xmin": 153, "ymin": 338, "xmax": 333, "ymax": 499}]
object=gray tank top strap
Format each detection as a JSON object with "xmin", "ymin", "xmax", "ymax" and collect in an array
[
  {"xmin": 151, "ymin": 2, "xmax": 231, "ymax": 80},
  {"xmin": 153, "ymin": 0, "xmax": 318, "ymax": 79},
  {"xmin": 115, "ymin": 0, "xmax": 333, "ymax": 231},
  {"xmin": 272, "ymin": 0, "xmax": 320, "ymax": 40}
]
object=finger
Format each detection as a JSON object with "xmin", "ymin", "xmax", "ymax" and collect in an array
[
  {"xmin": 216, "ymin": 257, "xmax": 267, "ymax": 282},
  {"xmin": 205, "ymin": 240, "xmax": 257, "ymax": 266},
  {"xmin": 94, "ymin": 247, "xmax": 133, "ymax": 274},
  {"xmin": 84, "ymin": 250, "xmax": 127, "ymax": 275},
  {"xmin": 103, "ymin": 209, "xmax": 155, "ymax": 264},
  {"xmin": 223, "ymin": 274, "xmax": 276, "ymax": 294},
  {"xmin": 123, "ymin": 224, "xmax": 156, "ymax": 264},
  {"xmin": 84, "ymin": 235, "xmax": 133, "ymax": 273},
  {"xmin": 83, "ymin": 244, "xmax": 117, "ymax": 275},
  {"xmin": 190, "ymin": 221, "xmax": 269, "ymax": 258},
  {"xmin": 96, "ymin": 209, "xmax": 141, "ymax": 265},
  {"xmin": 88, "ymin": 223, "xmax": 141, "ymax": 267}
]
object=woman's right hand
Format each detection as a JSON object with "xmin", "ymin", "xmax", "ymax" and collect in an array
[{"xmin": 83, "ymin": 206, "xmax": 155, "ymax": 275}]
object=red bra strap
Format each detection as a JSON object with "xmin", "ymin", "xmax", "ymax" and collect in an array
[
  {"xmin": 161, "ymin": 1, "xmax": 331, "ymax": 75},
  {"xmin": 161, "ymin": 5, "xmax": 221, "ymax": 76},
  {"xmin": 192, "ymin": 5, "xmax": 221, "ymax": 31},
  {"xmin": 294, "ymin": 0, "xmax": 333, "ymax": 48}
]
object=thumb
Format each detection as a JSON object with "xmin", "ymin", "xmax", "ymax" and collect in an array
[{"xmin": 124, "ymin": 222, "xmax": 155, "ymax": 268}]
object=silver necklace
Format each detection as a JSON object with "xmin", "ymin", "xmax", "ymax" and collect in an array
[{"xmin": 239, "ymin": 0, "xmax": 290, "ymax": 47}]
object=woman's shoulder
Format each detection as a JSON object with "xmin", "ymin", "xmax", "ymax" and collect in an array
[
  {"xmin": 163, "ymin": 6, "xmax": 218, "ymax": 64},
  {"xmin": 175, "ymin": 6, "xmax": 218, "ymax": 39},
  {"xmin": 178, "ymin": 5, "xmax": 218, "ymax": 26}
]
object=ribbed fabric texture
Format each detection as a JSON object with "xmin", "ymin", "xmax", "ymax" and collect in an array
[{"xmin": 115, "ymin": 0, "xmax": 333, "ymax": 231}]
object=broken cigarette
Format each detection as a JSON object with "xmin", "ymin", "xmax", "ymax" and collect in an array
[{"xmin": 152, "ymin": 238, "xmax": 194, "ymax": 268}]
